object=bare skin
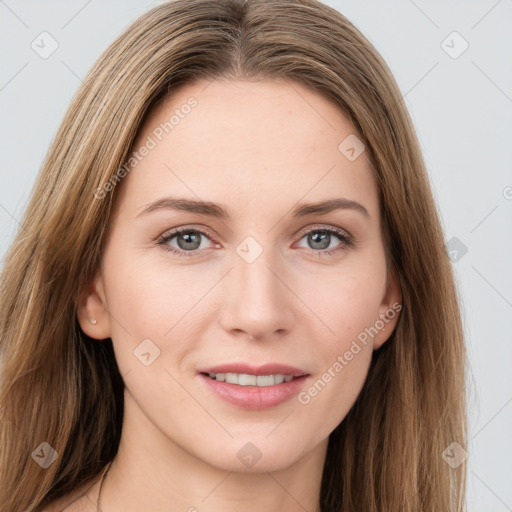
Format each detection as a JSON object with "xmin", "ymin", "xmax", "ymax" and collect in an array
[{"xmin": 45, "ymin": 78, "xmax": 400, "ymax": 511}]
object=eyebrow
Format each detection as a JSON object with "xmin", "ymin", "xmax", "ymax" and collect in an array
[{"xmin": 137, "ymin": 196, "xmax": 370, "ymax": 219}]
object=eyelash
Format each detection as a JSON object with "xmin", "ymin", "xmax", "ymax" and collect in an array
[{"xmin": 156, "ymin": 224, "xmax": 353, "ymax": 258}]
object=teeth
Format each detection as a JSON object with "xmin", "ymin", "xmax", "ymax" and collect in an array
[
  {"xmin": 239, "ymin": 374, "xmax": 257, "ymax": 386},
  {"xmin": 225, "ymin": 372, "xmax": 239, "ymax": 384},
  {"xmin": 256, "ymin": 375, "xmax": 273, "ymax": 386},
  {"xmin": 207, "ymin": 373, "xmax": 296, "ymax": 386}
]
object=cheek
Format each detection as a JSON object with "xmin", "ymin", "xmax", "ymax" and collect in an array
[
  {"xmin": 295, "ymin": 342, "xmax": 373, "ymax": 451},
  {"xmin": 292, "ymin": 257, "xmax": 386, "ymax": 431},
  {"xmin": 102, "ymin": 249, "xmax": 220, "ymax": 376},
  {"xmin": 104, "ymin": 262, "xmax": 170, "ymax": 338},
  {"xmin": 296, "ymin": 288, "xmax": 378, "ymax": 441},
  {"xmin": 103, "ymin": 247, "xmax": 207, "ymax": 333},
  {"xmin": 302, "ymin": 257, "xmax": 387, "ymax": 346}
]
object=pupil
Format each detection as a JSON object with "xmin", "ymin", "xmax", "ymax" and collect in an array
[
  {"xmin": 310, "ymin": 231, "xmax": 330, "ymax": 250},
  {"xmin": 179, "ymin": 231, "xmax": 200, "ymax": 250}
]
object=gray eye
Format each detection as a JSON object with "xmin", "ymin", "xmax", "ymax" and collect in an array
[
  {"xmin": 306, "ymin": 231, "xmax": 332, "ymax": 250},
  {"xmin": 167, "ymin": 230, "xmax": 208, "ymax": 251}
]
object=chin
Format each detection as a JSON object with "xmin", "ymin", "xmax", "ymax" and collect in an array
[{"xmin": 194, "ymin": 435, "xmax": 315, "ymax": 474}]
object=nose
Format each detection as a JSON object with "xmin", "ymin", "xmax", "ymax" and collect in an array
[{"xmin": 217, "ymin": 245, "xmax": 295, "ymax": 341}]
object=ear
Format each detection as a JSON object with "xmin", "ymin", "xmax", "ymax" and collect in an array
[
  {"xmin": 77, "ymin": 270, "xmax": 111, "ymax": 340},
  {"xmin": 373, "ymin": 266, "xmax": 402, "ymax": 350}
]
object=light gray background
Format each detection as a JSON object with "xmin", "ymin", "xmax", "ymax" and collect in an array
[{"xmin": 1, "ymin": 1, "xmax": 511, "ymax": 509}]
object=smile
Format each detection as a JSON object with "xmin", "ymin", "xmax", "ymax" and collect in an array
[
  {"xmin": 204, "ymin": 372, "xmax": 295, "ymax": 386},
  {"xmin": 197, "ymin": 363, "xmax": 310, "ymax": 410}
]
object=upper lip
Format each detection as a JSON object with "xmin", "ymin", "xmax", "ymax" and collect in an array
[{"xmin": 198, "ymin": 363, "xmax": 309, "ymax": 377}]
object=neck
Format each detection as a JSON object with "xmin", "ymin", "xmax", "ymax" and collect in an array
[{"xmin": 99, "ymin": 390, "xmax": 326, "ymax": 512}]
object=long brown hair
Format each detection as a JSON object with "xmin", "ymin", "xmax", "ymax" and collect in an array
[{"xmin": 0, "ymin": 0, "xmax": 466, "ymax": 510}]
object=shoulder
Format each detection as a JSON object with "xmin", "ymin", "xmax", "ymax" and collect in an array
[{"xmin": 38, "ymin": 477, "xmax": 101, "ymax": 512}]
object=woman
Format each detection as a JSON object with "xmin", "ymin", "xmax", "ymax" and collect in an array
[{"xmin": 0, "ymin": 0, "xmax": 467, "ymax": 510}]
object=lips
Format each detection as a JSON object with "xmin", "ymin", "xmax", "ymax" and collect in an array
[{"xmin": 197, "ymin": 363, "xmax": 310, "ymax": 410}]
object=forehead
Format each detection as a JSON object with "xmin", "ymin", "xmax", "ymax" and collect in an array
[
  {"xmin": 113, "ymin": 78, "xmax": 378, "ymax": 220},
  {"xmin": 139, "ymin": 77, "xmax": 361, "ymax": 156}
]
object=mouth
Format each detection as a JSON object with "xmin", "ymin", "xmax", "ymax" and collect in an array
[
  {"xmin": 201, "ymin": 372, "xmax": 300, "ymax": 386},
  {"xmin": 197, "ymin": 363, "xmax": 310, "ymax": 410}
]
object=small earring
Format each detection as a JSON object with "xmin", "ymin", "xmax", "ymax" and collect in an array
[{"xmin": 89, "ymin": 318, "xmax": 97, "ymax": 325}]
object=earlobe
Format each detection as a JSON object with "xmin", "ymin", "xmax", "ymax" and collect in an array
[
  {"xmin": 77, "ymin": 271, "xmax": 111, "ymax": 340},
  {"xmin": 373, "ymin": 266, "xmax": 402, "ymax": 350}
]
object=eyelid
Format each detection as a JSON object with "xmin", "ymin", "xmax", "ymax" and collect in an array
[
  {"xmin": 156, "ymin": 224, "xmax": 217, "ymax": 244},
  {"xmin": 294, "ymin": 223, "xmax": 353, "ymax": 241}
]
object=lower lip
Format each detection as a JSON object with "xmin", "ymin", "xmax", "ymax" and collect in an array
[{"xmin": 199, "ymin": 374, "xmax": 309, "ymax": 410}]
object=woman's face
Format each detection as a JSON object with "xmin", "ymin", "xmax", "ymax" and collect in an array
[{"xmin": 80, "ymin": 78, "xmax": 400, "ymax": 473}]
